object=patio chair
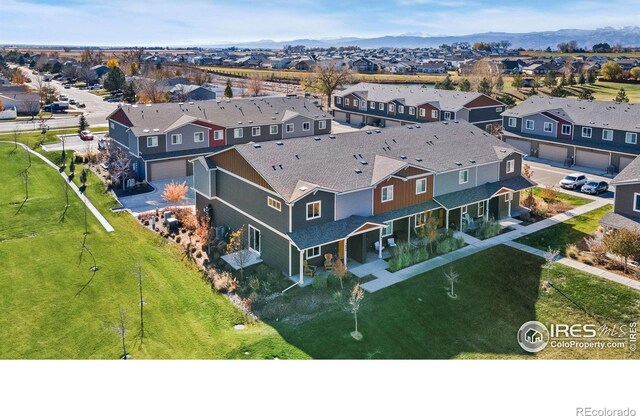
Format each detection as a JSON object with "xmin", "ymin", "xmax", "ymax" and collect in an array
[
  {"xmin": 374, "ymin": 241, "xmax": 386, "ymax": 252},
  {"xmin": 324, "ymin": 253, "xmax": 334, "ymax": 272},
  {"xmin": 387, "ymin": 238, "xmax": 397, "ymax": 248},
  {"xmin": 303, "ymin": 260, "xmax": 317, "ymax": 277}
]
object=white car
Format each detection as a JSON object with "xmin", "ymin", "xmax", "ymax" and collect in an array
[{"xmin": 559, "ymin": 174, "xmax": 588, "ymax": 190}]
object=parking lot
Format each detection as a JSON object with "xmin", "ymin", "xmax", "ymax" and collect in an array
[{"xmin": 41, "ymin": 132, "xmax": 108, "ymax": 152}]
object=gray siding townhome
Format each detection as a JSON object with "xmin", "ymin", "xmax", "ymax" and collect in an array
[
  {"xmin": 502, "ymin": 96, "xmax": 640, "ymax": 173},
  {"xmin": 191, "ymin": 121, "xmax": 535, "ymax": 283},
  {"xmin": 600, "ymin": 156, "xmax": 640, "ymax": 232},
  {"xmin": 106, "ymin": 96, "xmax": 332, "ymax": 181},
  {"xmin": 333, "ymin": 82, "xmax": 505, "ymax": 131}
]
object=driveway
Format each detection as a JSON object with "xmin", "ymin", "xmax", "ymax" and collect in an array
[
  {"xmin": 119, "ymin": 176, "xmax": 195, "ymax": 214},
  {"xmin": 526, "ymin": 159, "xmax": 615, "ymax": 201},
  {"xmin": 42, "ymin": 132, "xmax": 107, "ymax": 152}
]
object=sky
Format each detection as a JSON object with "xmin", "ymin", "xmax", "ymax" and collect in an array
[{"xmin": 1, "ymin": 0, "xmax": 639, "ymax": 46}]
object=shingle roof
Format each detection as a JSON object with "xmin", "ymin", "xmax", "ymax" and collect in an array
[
  {"xmin": 114, "ymin": 96, "xmax": 332, "ymax": 136},
  {"xmin": 335, "ymin": 82, "xmax": 497, "ymax": 111},
  {"xmin": 288, "ymin": 216, "xmax": 385, "ymax": 250},
  {"xmin": 433, "ymin": 176, "xmax": 536, "ymax": 209},
  {"xmin": 225, "ymin": 121, "xmax": 520, "ymax": 203},
  {"xmin": 599, "ymin": 212, "xmax": 640, "ymax": 231},
  {"xmin": 611, "ymin": 155, "xmax": 640, "ymax": 184},
  {"xmin": 501, "ymin": 96, "xmax": 640, "ymax": 133}
]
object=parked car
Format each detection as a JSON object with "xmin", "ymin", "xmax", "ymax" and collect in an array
[
  {"xmin": 581, "ymin": 180, "xmax": 609, "ymax": 195},
  {"xmin": 79, "ymin": 130, "xmax": 94, "ymax": 141},
  {"xmin": 560, "ymin": 174, "xmax": 588, "ymax": 190},
  {"xmin": 64, "ymin": 85, "xmax": 71, "ymax": 89},
  {"xmin": 69, "ymin": 99, "xmax": 77, "ymax": 105},
  {"xmin": 77, "ymin": 103, "xmax": 86, "ymax": 108}
]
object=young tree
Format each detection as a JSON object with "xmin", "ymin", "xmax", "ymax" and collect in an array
[
  {"xmin": 301, "ymin": 65, "xmax": 352, "ymax": 109},
  {"xmin": 135, "ymin": 265, "xmax": 145, "ymax": 341},
  {"xmin": 161, "ymin": 181, "xmax": 189, "ymax": 207},
  {"xmin": 348, "ymin": 283, "xmax": 365, "ymax": 340},
  {"xmin": 587, "ymin": 70, "xmax": 597, "ymax": 84},
  {"xmin": 104, "ymin": 66, "xmax": 125, "ymax": 92},
  {"xmin": 106, "ymin": 143, "xmax": 133, "ymax": 191},
  {"xmin": 226, "ymin": 225, "xmax": 252, "ymax": 280},
  {"xmin": 558, "ymin": 73, "xmax": 567, "ymax": 87},
  {"xmin": 543, "ymin": 247, "xmax": 560, "ymax": 284},
  {"xmin": 0, "ymin": 97, "xmax": 3, "ymax": 112},
  {"xmin": 223, "ymin": 78, "xmax": 233, "ymax": 98},
  {"xmin": 630, "ymin": 67, "xmax": 640, "ymax": 81},
  {"xmin": 498, "ymin": 94, "xmax": 516, "ymax": 108},
  {"xmin": 522, "ymin": 164, "xmax": 536, "ymax": 208},
  {"xmin": 333, "ymin": 258, "xmax": 347, "ymax": 289},
  {"xmin": 477, "ymin": 77, "xmax": 492, "ymax": 95},
  {"xmin": 600, "ymin": 61, "xmax": 623, "ymax": 80},
  {"xmin": 417, "ymin": 211, "xmax": 439, "ymax": 253},
  {"xmin": 495, "ymin": 75, "xmax": 504, "ymax": 92},
  {"xmin": 123, "ymin": 81, "xmax": 137, "ymax": 103},
  {"xmin": 16, "ymin": 146, "xmax": 32, "ymax": 214},
  {"xmin": 568, "ymin": 72, "xmax": 576, "ymax": 86},
  {"xmin": 434, "ymin": 73, "xmax": 455, "ymax": 90},
  {"xmin": 111, "ymin": 307, "xmax": 129, "ymax": 359},
  {"xmin": 549, "ymin": 85, "xmax": 567, "ymax": 97},
  {"xmin": 603, "ymin": 229, "xmax": 640, "ymax": 274},
  {"xmin": 511, "ymin": 74, "xmax": 524, "ymax": 91},
  {"xmin": 614, "ymin": 88, "xmax": 629, "ymax": 103},
  {"xmin": 247, "ymin": 72, "xmax": 263, "ymax": 97},
  {"xmin": 578, "ymin": 72, "xmax": 586, "ymax": 85},
  {"xmin": 578, "ymin": 88, "xmax": 594, "ymax": 100},
  {"xmin": 444, "ymin": 266, "xmax": 459, "ymax": 298},
  {"xmin": 543, "ymin": 72, "xmax": 557, "ymax": 88},
  {"xmin": 458, "ymin": 78, "xmax": 471, "ymax": 92},
  {"xmin": 78, "ymin": 114, "xmax": 89, "ymax": 133}
]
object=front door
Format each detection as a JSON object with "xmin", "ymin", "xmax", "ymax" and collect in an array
[{"xmin": 248, "ymin": 225, "xmax": 261, "ymax": 254}]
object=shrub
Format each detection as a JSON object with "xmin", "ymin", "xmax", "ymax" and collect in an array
[
  {"xmin": 456, "ymin": 237, "xmax": 466, "ymax": 248},
  {"xmin": 210, "ymin": 271, "xmax": 238, "ymax": 294},
  {"xmin": 175, "ymin": 236, "xmax": 182, "ymax": 243},
  {"xmin": 548, "ymin": 201, "xmax": 572, "ymax": 215},
  {"xmin": 533, "ymin": 202, "xmax": 549, "ymax": 218},
  {"xmin": 312, "ymin": 275, "xmax": 328, "ymax": 289},
  {"xmin": 436, "ymin": 238, "xmax": 454, "ymax": 255},
  {"xmin": 196, "ymin": 251, "xmax": 202, "ymax": 258},
  {"xmin": 539, "ymin": 185, "xmax": 559, "ymax": 203},
  {"xmin": 566, "ymin": 244, "xmax": 579, "ymax": 259},
  {"xmin": 476, "ymin": 218, "xmax": 501, "ymax": 239}
]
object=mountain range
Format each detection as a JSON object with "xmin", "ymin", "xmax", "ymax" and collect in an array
[{"xmin": 204, "ymin": 26, "xmax": 640, "ymax": 50}]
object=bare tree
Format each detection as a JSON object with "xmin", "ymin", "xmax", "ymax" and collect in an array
[
  {"xmin": 247, "ymin": 72, "xmax": 263, "ymax": 97},
  {"xmin": 23, "ymin": 98, "xmax": 41, "ymax": 120},
  {"xmin": 226, "ymin": 225, "xmax": 252, "ymax": 280},
  {"xmin": 110, "ymin": 307, "xmax": 129, "ymax": 359},
  {"xmin": 170, "ymin": 84, "xmax": 190, "ymax": 102},
  {"xmin": 349, "ymin": 283, "xmax": 365, "ymax": 340},
  {"xmin": 78, "ymin": 67, "xmax": 98, "ymax": 85},
  {"xmin": 301, "ymin": 65, "xmax": 352, "ymax": 109},
  {"xmin": 444, "ymin": 266, "xmax": 459, "ymax": 298},
  {"xmin": 106, "ymin": 143, "xmax": 133, "ymax": 191},
  {"xmin": 543, "ymin": 247, "xmax": 560, "ymax": 284},
  {"xmin": 15, "ymin": 146, "xmax": 32, "ymax": 214},
  {"xmin": 334, "ymin": 258, "xmax": 347, "ymax": 289},
  {"xmin": 135, "ymin": 78, "xmax": 168, "ymax": 103},
  {"xmin": 134, "ymin": 265, "xmax": 145, "ymax": 341}
]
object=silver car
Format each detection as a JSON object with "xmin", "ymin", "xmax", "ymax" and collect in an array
[{"xmin": 559, "ymin": 174, "xmax": 588, "ymax": 190}]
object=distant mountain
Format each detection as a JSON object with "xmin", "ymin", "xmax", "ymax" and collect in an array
[{"xmin": 203, "ymin": 27, "xmax": 640, "ymax": 50}]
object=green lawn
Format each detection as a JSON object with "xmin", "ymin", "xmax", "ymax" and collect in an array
[
  {"xmin": 516, "ymin": 205, "xmax": 612, "ymax": 252},
  {"xmin": 531, "ymin": 187, "xmax": 592, "ymax": 208},
  {"xmin": 0, "ymin": 143, "xmax": 306, "ymax": 359},
  {"xmin": 564, "ymin": 82, "xmax": 640, "ymax": 102},
  {"xmin": 270, "ymin": 245, "xmax": 639, "ymax": 359},
  {"xmin": 0, "ymin": 127, "xmax": 108, "ymax": 149}
]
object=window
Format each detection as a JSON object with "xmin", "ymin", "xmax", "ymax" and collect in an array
[
  {"xmin": 634, "ymin": 193, "xmax": 640, "ymax": 213},
  {"xmin": 444, "ymin": 111, "xmax": 452, "ymax": 120},
  {"xmin": 626, "ymin": 132, "xmax": 638, "ymax": 144},
  {"xmin": 543, "ymin": 122, "xmax": 553, "ymax": 133},
  {"xmin": 382, "ymin": 222, "xmax": 393, "ymax": 237},
  {"xmin": 505, "ymin": 193, "xmax": 513, "ymax": 202},
  {"xmin": 379, "ymin": 103, "xmax": 384, "ymax": 110},
  {"xmin": 525, "ymin": 119, "xmax": 534, "ymax": 130},
  {"xmin": 478, "ymin": 201, "xmax": 485, "ymax": 215},
  {"xmin": 234, "ymin": 128, "xmax": 243, "ymax": 139},
  {"xmin": 508, "ymin": 117, "xmax": 517, "ymax": 128},
  {"xmin": 306, "ymin": 246, "xmax": 321, "ymax": 259},
  {"xmin": 496, "ymin": 107, "xmax": 503, "ymax": 112},
  {"xmin": 409, "ymin": 107, "xmax": 415, "ymax": 116},
  {"xmin": 146, "ymin": 136, "xmax": 158, "ymax": 147},
  {"xmin": 171, "ymin": 134, "xmax": 182, "ymax": 145},
  {"xmin": 248, "ymin": 225, "xmax": 261, "ymax": 253},
  {"xmin": 602, "ymin": 129, "xmax": 613, "ymax": 141},
  {"xmin": 582, "ymin": 127, "xmax": 592, "ymax": 138},
  {"xmin": 431, "ymin": 110, "xmax": 438, "ymax": 119},
  {"xmin": 459, "ymin": 169, "xmax": 469, "ymax": 184},
  {"xmin": 398, "ymin": 105, "xmax": 405, "ymax": 114},
  {"xmin": 415, "ymin": 178, "xmax": 427, "ymax": 194},
  {"xmin": 414, "ymin": 212, "xmax": 427, "ymax": 228},
  {"xmin": 336, "ymin": 97, "xmax": 342, "ymax": 104},
  {"xmin": 370, "ymin": 102, "xmax": 375, "ymax": 109},
  {"xmin": 270, "ymin": 125, "xmax": 278, "ymax": 135},
  {"xmin": 251, "ymin": 126, "xmax": 261, "ymax": 137},
  {"xmin": 267, "ymin": 196, "xmax": 281, "ymax": 211},
  {"xmin": 286, "ymin": 123, "xmax": 294, "ymax": 133},
  {"xmin": 110, "ymin": 122, "xmax": 115, "ymax": 129},
  {"xmin": 213, "ymin": 130, "xmax": 223, "ymax": 141},
  {"xmin": 302, "ymin": 122, "xmax": 311, "ymax": 131},
  {"xmin": 389, "ymin": 104, "xmax": 395, "ymax": 112},
  {"xmin": 344, "ymin": 98, "xmax": 349, "ymax": 106},
  {"xmin": 381, "ymin": 185, "xmax": 394, "ymax": 202},
  {"xmin": 306, "ymin": 201, "xmax": 321, "ymax": 220},
  {"xmin": 461, "ymin": 205, "xmax": 468, "ymax": 215},
  {"xmin": 353, "ymin": 99, "xmax": 359, "ymax": 107},
  {"xmin": 318, "ymin": 120, "xmax": 326, "ymax": 130},
  {"xmin": 194, "ymin": 132, "xmax": 204, "ymax": 142},
  {"xmin": 561, "ymin": 125, "xmax": 572, "ymax": 135},
  {"xmin": 506, "ymin": 160, "xmax": 515, "ymax": 173},
  {"xmin": 419, "ymin": 108, "xmax": 426, "ymax": 117}
]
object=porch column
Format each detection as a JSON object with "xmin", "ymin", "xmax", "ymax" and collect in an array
[
  {"xmin": 407, "ymin": 217, "xmax": 411, "ymax": 243},
  {"xmin": 508, "ymin": 193, "xmax": 512, "ymax": 217},
  {"xmin": 378, "ymin": 228, "xmax": 383, "ymax": 259},
  {"xmin": 460, "ymin": 207, "xmax": 464, "ymax": 232},
  {"xmin": 484, "ymin": 199, "xmax": 489, "ymax": 221},
  {"xmin": 445, "ymin": 209, "xmax": 449, "ymax": 230},
  {"xmin": 298, "ymin": 250, "xmax": 304, "ymax": 285},
  {"xmin": 343, "ymin": 238, "xmax": 348, "ymax": 270}
]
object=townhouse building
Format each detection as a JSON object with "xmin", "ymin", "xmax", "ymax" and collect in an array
[
  {"xmin": 191, "ymin": 121, "xmax": 534, "ymax": 281},
  {"xmin": 333, "ymin": 82, "xmax": 505, "ymax": 131},
  {"xmin": 502, "ymin": 96, "xmax": 640, "ymax": 173},
  {"xmin": 600, "ymin": 155, "xmax": 640, "ymax": 231},
  {"xmin": 106, "ymin": 96, "xmax": 332, "ymax": 181}
]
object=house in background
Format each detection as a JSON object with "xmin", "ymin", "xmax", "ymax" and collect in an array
[
  {"xmin": 106, "ymin": 96, "xmax": 332, "ymax": 181},
  {"xmin": 192, "ymin": 121, "xmax": 534, "ymax": 280},
  {"xmin": 501, "ymin": 96, "xmax": 640, "ymax": 173},
  {"xmin": 600, "ymin": 156, "xmax": 640, "ymax": 232},
  {"xmin": 169, "ymin": 84, "xmax": 217, "ymax": 102}
]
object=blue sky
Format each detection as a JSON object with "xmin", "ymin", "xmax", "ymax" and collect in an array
[{"xmin": 1, "ymin": 0, "xmax": 639, "ymax": 46}]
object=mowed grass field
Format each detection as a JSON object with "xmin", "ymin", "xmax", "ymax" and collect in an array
[{"xmin": 0, "ymin": 143, "xmax": 307, "ymax": 359}]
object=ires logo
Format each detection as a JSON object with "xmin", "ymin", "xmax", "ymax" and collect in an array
[{"xmin": 548, "ymin": 324, "xmax": 597, "ymax": 338}]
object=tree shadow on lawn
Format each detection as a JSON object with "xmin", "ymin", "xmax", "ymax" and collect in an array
[
  {"xmin": 517, "ymin": 224, "xmax": 592, "ymax": 252},
  {"xmin": 268, "ymin": 246, "xmax": 545, "ymax": 359}
]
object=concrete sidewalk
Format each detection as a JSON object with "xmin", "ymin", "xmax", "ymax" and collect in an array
[{"xmin": 361, "ymin": 199, "xmax": 611, "ymax": 293}]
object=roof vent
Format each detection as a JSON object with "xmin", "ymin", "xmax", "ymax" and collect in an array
[
  {"xmin": 272, "ymin": 116, "xmax": 276, "ymax": 120},
  {"xmin": 366, "ymin": 130, "xmax": 373, "ymax": 134},
  {"xmin": 360, "ymin": 160, "xmax": 368, "ymax": 165},
  {"xmin": 455, "ymin": 162, "xmax": 462, "ymax": 166},
  {"xmin": 238, "ymin": 121, "xmax": 243, "ymax": 124},
  {"xmin": 400, "ymin": 155, "xmax": 407, "ymax": 160},
  {"xmin": 189, "ymin": 102, "xmax": 194, "ymax": 105},
  {"xmin": 153, "ymin": 128, "xmax": 159, "ymax": 132},
  {"xmin": 407, "ymin": 125, "xmax": 413, "ymax": 129},
  {"xmin": 299, "ymin": 186, "xmax": 308, "ymax": 191},
  {"xmin": 443, "ymin": 121, "xmax": 448, "ymax": 125},
  {"xmin": 415, "ymin": 157, "xmax": 422, "ymax": 162},
  {"xmin": 354, "ymin": 169, "xmax": 362, "ymax": 174},
  {"xmin": 453, "ymin": 120, "xmax": 459, "ymax": 123},
  {"xmin": 414, "ymin": 124, "xmax": 421, "ymax": 128},
  {"xmin": 279, "ymin": 164, "xmax": 283, "ymax": 170},
  {"xmin": 272, "ymin": 165, "xmax": 276, "ymax": 170},
  {"xmin": 314, "ymin": 136, "xmax": 321, "ymax": 141},
  {"xmin": 469, "ymin": 159, "xmax": 476, "ymax": 164},
  {"xmin": 329, "ymin": 135, "xmax": 336, "ymax": 139},
  {"xmin": 276, "ymin": 141, "xmax": 283, "ymax": 146},
  {"xmin": 253, "ymin": 143, "xmax": 261, "ymax": 148},
  {"xmin": 295, "ymin": 154, "xmax": 300, "ymax": 159},
  {"xmin": 145, "ymin": 104, "xmax": 152, "ymax": 107},
  {"xmin": 248, "ymin": 120, "xmax": 253, "ymax": 124},
  {"xmin": 375, "ymin": 129, "xmax": 381, "ymax": 133}
]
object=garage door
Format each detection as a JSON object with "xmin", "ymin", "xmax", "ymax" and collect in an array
[
  {"xmin": 619, "ymin": 155, "xmax": 635, "ymax": 172},
  {"xmin": 149, "ymin": 159, "xmax": 187, "ymax": 181},
  {"xmin": 350, "ymin": 114, "xmax": 364, "ymax": 125},
  {"xmin": 575, "ymin": 149, "xmax": 609, "ymax": 171},
  {"xmin": 333, "ymin": 110, "xmax": 348, "ymax": 122},
  {"xmin": 383, "ymin": 119, "xmax": 401, "ymax": 127},
  {"xmin": 505, "ymin": 138, "xmax": 531, "ymax": 156},
  {"xmin": 538, "ymin": 143, "xmax": 568, "ymax": 163}
]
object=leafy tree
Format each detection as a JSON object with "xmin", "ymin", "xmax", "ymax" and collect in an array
[
  {"xmin": 578, "ymin": 88, "xmax": 594, "ymax": 100},
  {"xmin": 0, "ymin": 97, "xmax": 3, "ymax": 112},
  {"xmin": 417, "ymin": 211, "xmax": 439, "ymax": 253},
  {"xmin": 587, "ymin": 69, "xmax": 597, "ymax": 84},
  {"xmin": 592, "ymin": 43, "xmax": 612, "ymax": 53},
  {"xmin": 458, "ymin": 78, "xmax": 471, "ymax": 92},
  {"xmin": 543, "ymin": 72, "xmax": 557, "ymax": 88},
  {"xmin": 477, "ymin": 77, "xmax": 492, "ymax": 95},
  {"xmin": 104, "ymin": 66, "xmax": 125, "ymax": 92},
  {"xmin": 578, "ymin": 72, "xmax": 586, "ymax": 85},
  {"xmin": 511, "ymin": 74, "xmax": 524, "ymax": 91},
  {"xmin": 78, "ymin": 114, "xmax": 89, "ymax": 133},
  {"xmin": 603, "ymin": 229, "xmax": 640, "ymax": 274},
  {"xmin": 348, "ymin": 283, "xmax": 365, "ymax": 340},
  {"xmin": 247, "ymin": 72, "xmax": 263, "ymax": 97},
  {"xmin": 333, "ymin": 258, "xmax": 347, "ymax": 289},
  {"xmin": 522, "ymin": 164, "xmax": 535, "ymax": 207},
  {"xmin": 106, "ymin": 58, "xmax": 119, "ymax": 69},
  {"xmin": 614, "ymin": 88, "xmax": 629, "ymax": 103},
  {"xmin": 495, "ymin": 75, "xmax": 504, "ymax": 92},
  {"xmin": 545, "ymin": 46, "xmax": 552, "ymax": 53},
  {"xmin": 630, "ymin": 67, "xmax": 640, "ymax": 81},
  {"xmin": 435, "ymin": 74, "xmax": 455, "ymax": 90},
  {"xmin": 601, "ymin": 61, "xmax": 623, "ymax": 80},
  {"xmin": 226, "ymin": 225, "xmax": 252, "ymax": 280},
  {"xmin": 224, "ymin": 78, "xmax": 233, "ymax": 98},
  {"xmin": 300, "ymin": 65, "xmax": 352, "ymax": 108}
]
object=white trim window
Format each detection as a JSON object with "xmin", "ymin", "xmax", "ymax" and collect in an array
[
  {"xmin": 543, "ymin": 122, "xmax": 553, "ymax": 133},
  {"xmin": 318, "ymin": 120, "xmax": 326, "ymax": 130},
  {"xmin": 582, "ymin": 127, "xmax": 592, "ymax": 138},
  {"xmin": 431, "ymin": 110, "xmax": 438, "ymax": 119},
  {"xmin": 419, "ymin": 108, "xmax": 426, "ymax": 117},
  {"xmin": 626, "ymin": 132, "xmax": 638, "ymax": 144},
  {"xmin": 306, "ymin": 246, "xmax": 321, "ymax": 259},
  {"xmin": 478, "ymin": 200, "xmax": 485, "ymax": 215},
  {"xmin": 505, "ymin": 193, "xmax": 513, "ymax": 202},
  {"xmin": 602, "ymin": 129, "xmax": 613, "ymax": 141},
  {"xmin": 561, "ymin": 124, "xmax": 572, "ymax": 135},
  {"xmin": 286, "ymin": 123, "xmax": 294, "ymax": 133},
  {"xmin": 506, "ymin": 160, "xmax": 515, "ymax": 174},
  {"xmin": 248, "ymin": 225, "xmax": 261, "ymax": 254},
  {"xmin": 344, "ymin": 98, "xmax": 350, "ymax": 106},
  {"xmin": 146, "ymin": 136, "xmax": 158, "ymax": 147},
  {"xmin": 270, "ymin": 125, "xmax": 278, "ymax": 135},
  {"xmin": 370, "ymin": 102, "xmax": 375, "ymax": 109},
  {"xmin": 213, "ymin": 130, "xmax": 224, "ymax": 141},
  {"xmin": 110, "ymin": 121, "xmax": 115, "ymax": 129},
  {"xmin": 267, "ymin": 196, "xmax": 281, "ymax": 211},
  {"xmin": 251, "ymin": 126, "xmax": 261, "ymax": 137},
  {"xmin": 379, "ymin": 103, "xmax": 384, "ymax": 110},
  {"xmin": 459, "ymin": 169, "xmax": 469, "ymax": 184},
  {"xmin": 194, "ymin": 132, "xmax": 204, "ymax": 142},
  {"xmin": 234, "ymin": 128, "xmax": 243, "ymax": 139},
  {"xmin": 382, "ymin": 221, "xmax": 393, "ymax": 237},
  {"xmin": 302, "ymin": 122, "xmax": 311, "ymax": 131},
  {"xmin": 508, "ymin": 117, "xmax": 517, "ymax": 128},
  {"xmin": 353, "ymin": 99, "xmax": 359, "ymax": 107},
  {"xmin": 306, "ymin": 201, "xmax": 321, "ymax": 220},
  {"xmin": 409, "ymin": 107, "xmax": 416, "ymax": 116},
  {"xmin": 381, "ymin": 185, "xmax": 394, "ymax": 202},
  {"xmin": 415, "ymin": 178, "xmax": 427, "ymax": 194},
  {"xmin": 525, "ymin": 119, "xmax": 534, "ymax": 130},
  {"xmin": 398, "ymin": 105, "xmax": 405, "ymax": 114},
  {"xmin": 414, "ymin": 212, "xmax": 427, "ymax": 228},
  {"xmin": 389, "ymin": 104, "xmax": 395, "ymax": 112},
  {"xmin": 336, "ymin": 97, "xmax": 342, "ymax": 104},
  {"xmin": 444, "ymin": 111, "xmax": 452, "ymax": 120},
  {"xmin": 634, "ymin": 193, "xmax": 640, "ymax": 213},
  {"xmin": 171, "ymin": 133, "xmax": 182, "ymax": 145},
  {"xmin": 461, "ymin": 205, "xmax": 468, "ymax": 215},
  {"xmin": 496, "ymin": 107, "xmax": 503, "ymax": 112}
]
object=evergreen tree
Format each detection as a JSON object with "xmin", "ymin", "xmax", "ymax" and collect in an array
[
  {"xmin": 495, "ymin": 75, "xmax": 504, "ymax": 92},
  {"xmin": 559, "ymin": 73, "xmax": 567, "ymax": 87},
  {"xmin": 224, "ymin": 78, "xmax": 233, "ymax": 98},
  {"xmin": 477, "ymin": 77, "xmax": 492, "ymax": 95},
  {"xmin": 498, "ymin": 94, "xmax": 516, "ymax": 108},
  {"xmin": 543, "ymin": 72, "xmax": 556, "ymax": 87},
  {"xmin": 435, "ymin": 74, "xmax": 455, "ymax": 90},
  {"xmin": 587, "ymin": 70, "xmax": 597, "ymax": 84},
  {"xmin": 511, "ymin": 74, "xmax": 524, "ymax": 91},
  {"xmin": 104, "ymin": 66, "xmax": 125, "ymax": 92},
  {"xmin": 568, "ymin": 72, "xmax": 576, "ymax": 86},
  {"xmin": 123, "ymin": 81, "xmax": 136, "ymax": 103},
  {"xmin": 458, "ymin": 78, "xmax": 471, "ymax": 92},
  {"xmin": 614, "ymin": 88, "xmax": 629, "ymax": 103},
  {"xmin": 549, "ymin": 85, "xmax": 567, "ymax": 97},
  {"xmin": 578, "ymin": 89, "xmax": 594, "ymax": 100},
  {"xmin": 578, "ymin": 72, "xmax": 586, "ymax": 85},
  {"xmin": 78, "ymin": 114, "xmax": 89, "ymax": 133}
]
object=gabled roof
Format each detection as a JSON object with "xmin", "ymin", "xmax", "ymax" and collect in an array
[
  {"xmin": 434, "ymin": 176, "xmax": 536, "ymax": 209},
  {"xmin": 611, "ymin": 155, "xmax": 640, "ymax": 185}
]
